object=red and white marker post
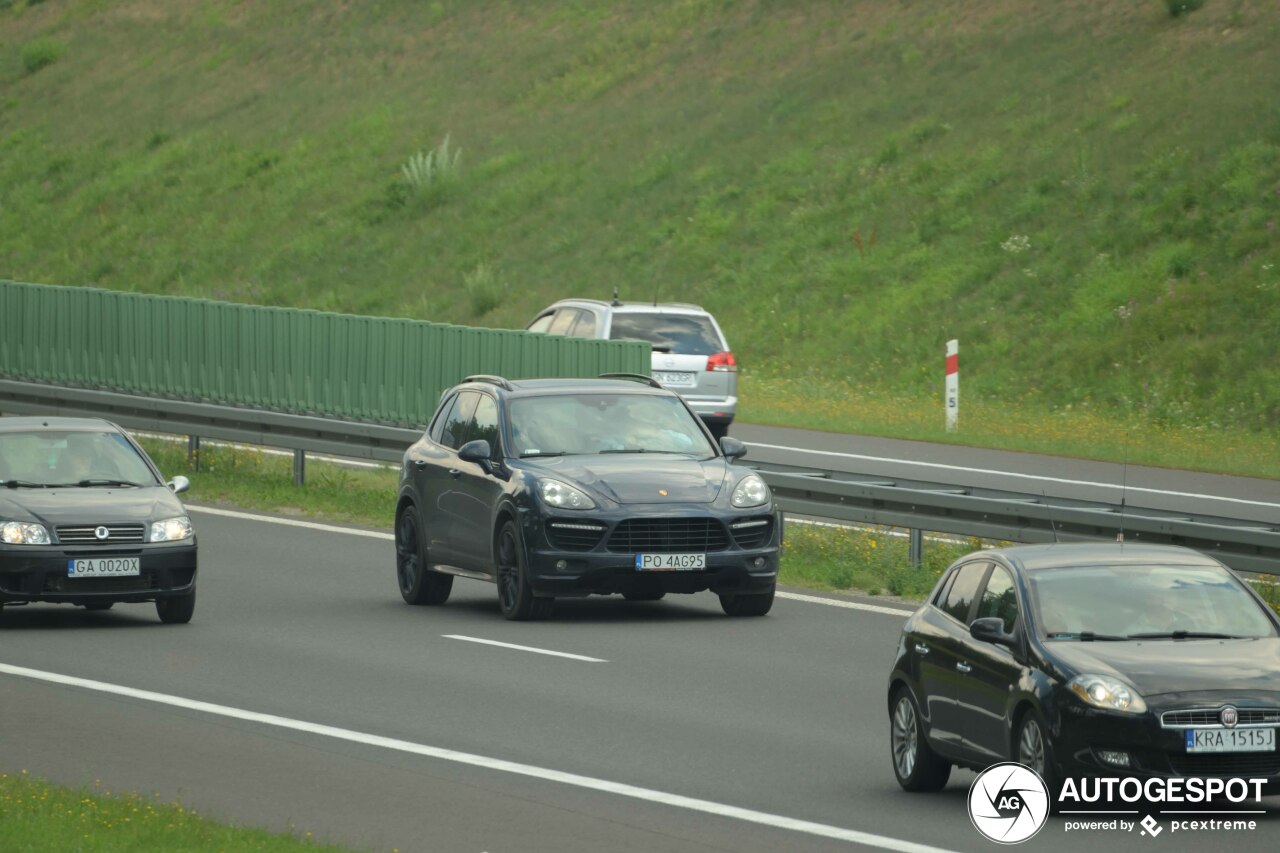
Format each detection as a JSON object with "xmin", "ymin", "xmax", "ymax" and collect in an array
[{"xmin": 945, "ymin": 339, "xmax": 959, "ymax": 433}]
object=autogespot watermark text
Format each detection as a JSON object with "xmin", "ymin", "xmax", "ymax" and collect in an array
[
  {"xmin": 1059, "ymin": 776, "xmax": 1268, "ymax": 805},
  {"xmin": 1059, "ymin": 776, "xmax": 1269, "ymax": 839}
]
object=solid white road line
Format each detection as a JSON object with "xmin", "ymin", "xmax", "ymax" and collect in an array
[
  {"xmin": 184, "ymin": 505, "xmax": 915, "ymax": 615},
  {"xmin": 444, "ymin": 634, "xmax": 607, "ymax": 662},
  {"xmin": 745, "ymin": 441, "xmax": 1280, "ymax": 511},
  {"xmin": 776, "ymin": 591, "xmax": 915, "ymax": 616},
  {"xmin": 0, "ymin": 663, "xmax": 952, "ymax": 853},
  {"xmin": 187, "ymin": 504, "xmax": 394, "ymax": 540}
]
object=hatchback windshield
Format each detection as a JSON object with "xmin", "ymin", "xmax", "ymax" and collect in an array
[
  {"xmin": 1028, "ymin": 563, "xmax": 1276, "ymax": 640},
  {"xmin": 509, "ymin": 394, "xmax": 714, "ymax": 458},
  {"xmin": 608, "ymin": 313, "xmax": 722, "ymax": 355},
  {"xmin": 0, "ymin": 429, "xmax": 159, "ymax": 487}
]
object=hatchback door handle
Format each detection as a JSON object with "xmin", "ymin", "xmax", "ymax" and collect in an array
[
  {"xmin": 914, "ymin": 643, "xmax": 930, "ymax": 656},
  {"xmin": 955, "ymin": 661, "xmax": 972, "ymax": 674}
]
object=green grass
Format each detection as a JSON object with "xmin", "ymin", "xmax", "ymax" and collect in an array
[
  {"xmin": 0, "ymin": 771, "xmax": 356, "ymax": 853},
  {"xmin": 1, "ymin": 1, "xmax": 1278, "ymax": 465}
]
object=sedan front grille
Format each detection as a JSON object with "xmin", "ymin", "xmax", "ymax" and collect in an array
[
  {"xmin": 730, "ymin": 517, "xmax": 774, "ymax": 549},
  {"xmin": 547, "ymin": 520, "xmax": 607, "ymax": 552},
  {"xmin": 55, "ymin": 524, "xmax": 147, "ymax": 545},
  {"xmin": 1167, "ymin": 753, "xmax": 1280, "ymax": 777},
  {"xmin": 606, "ymin": 518, "xmax": 730, "ymax": 553},
  {"xmin": 1161, "ymin": 708, "xmax": 1280, "ymax": 729}
]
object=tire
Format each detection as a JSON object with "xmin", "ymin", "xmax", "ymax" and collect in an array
[
  {"xmin": 623, "ymin": 590, "xmax": 666, "ymax": 602},
  {"xmin": 1015, "ymin": 709, "xmax": 1059, "ymax": 803},
  {"xmin": 890, "ymin": 686, "xmax": 952, "ymax": 792},
  {"xmin": 84, "ymin": 602, "xmax": 114, "ymax": 611},
  {"xmin": 718, "ymin": 583, "xmax": 774, "ymax": 617},
  {"xmin": 496, "ymin": 520, "xmax": 552, "ymax": 621},
  {"xmin": 396, "ymin": 506, "xmax": 452, "ymax": 605},
  {"xmin": 156, "ymin": 590, "xmax": 196, "ymax": 624}
]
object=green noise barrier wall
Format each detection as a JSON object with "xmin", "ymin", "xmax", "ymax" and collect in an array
[{"xmin": 0, "ymin": 281, "xmax": 650, "ymax": 426}]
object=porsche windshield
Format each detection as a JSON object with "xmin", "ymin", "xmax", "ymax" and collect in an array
[
  {"xmin": 0, "ymin": 429, "xmax": 158, "ymax": 487},
  {"xmin": 509, "ymin": 393, "xmax": 715, "ymax": 458},
  {"xmin": 1028, "ymin": 563, "xmax": 1277, "ymax": 640}
]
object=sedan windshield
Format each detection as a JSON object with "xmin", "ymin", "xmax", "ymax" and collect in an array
[
  {"xmin": 1028, "ymin": 563, "xmax": 1277, "ymax": 640},
  {"xmin": 509, "ymin": 394, "xmax": 715, "ymax": 458},
  {"xmin": 0, "ymin": 430, "xmax": 159, "ymax": 487}
]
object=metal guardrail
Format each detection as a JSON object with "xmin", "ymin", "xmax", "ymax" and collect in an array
[{"xmin": 3, "ymin": 380, "xmax": 1278, "ymax": 575}]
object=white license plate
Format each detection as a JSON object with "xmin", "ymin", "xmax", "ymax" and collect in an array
[
  {"xmin": 1186, "ymin": 728, "xmax": 1275, "ymax": 753},
  {"xmin": 635, "ymin": 553, "xmax": 705, "ymax": 571},
  {"xmin": 67, "ymin": 557, "xmax": 140, "ymax": 578},
  {"xmin": 653, "ymin": 371, "xmax": 696, "ymax": 388}
]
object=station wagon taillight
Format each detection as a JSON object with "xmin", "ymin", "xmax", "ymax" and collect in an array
[{"xmin": 706, "ymin": 351, "xmax": 737, "ymax": 372}]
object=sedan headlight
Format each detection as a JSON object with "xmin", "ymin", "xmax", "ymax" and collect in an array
[
  {"xmin": 538, "ymin": 479, "xmax": 596, "ymax": 510},
  {"xmin": 731, "ymin": 474, "xmax": 770, "ymax": 508},
  {"xmin": 150, "ymin": 515, "xmax": 194, "ymax": 542},
  {"xmin": 1, "ymin": 521, "xmax": 51, "ymax": 545},
  {"xmin": 1068, "ymin": 674, "xmax": 1147, "ymax": 714}
]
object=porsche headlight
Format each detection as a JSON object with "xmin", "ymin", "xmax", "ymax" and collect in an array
[
  {"xmin": 538, "ymin": 479, "xmax": 596, "ymax": 510},
  {"xmin": 1068, "ymin": 674, "xmax": 1147, "ymax": 714},
  {"xmin": 1, "ymin": 521, "xmax": 51, "ymax": 545},
  {"xmin": 731, "ymin": 474, "xmax": 769, "ymax": 508},
  {"xmin": 150, "ymin": 515, "xmax": 194, "ymax": 542}
]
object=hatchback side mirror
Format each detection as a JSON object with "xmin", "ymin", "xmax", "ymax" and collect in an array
[
  {"xmin": 458, "ymin": 439, "xmax": 493, "ymax": 465},
  {"xmin": 168, "ymin": 475, "xmax": 190, "ymax": 495},
  {"xmin": 970, "ymin": 616, "xmax": 1016, "ymax": 648},
  {"xmin": 720, "ymin": 436, "xmax": 747, "ymax": 459}
]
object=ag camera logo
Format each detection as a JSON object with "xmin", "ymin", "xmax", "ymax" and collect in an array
[{"xmin": 968, "ymin": 762, "xmax": 1050, "ymax": 844}]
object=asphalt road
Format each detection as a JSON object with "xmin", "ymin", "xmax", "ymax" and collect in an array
[{"xmin": 3, "ymin": 505, "xmax": 1279, "ymax": 852}]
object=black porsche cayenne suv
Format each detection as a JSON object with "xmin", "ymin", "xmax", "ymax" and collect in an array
[{"xmin": 394, "ymin": 374, "xmax": 781, "ymax": 620}]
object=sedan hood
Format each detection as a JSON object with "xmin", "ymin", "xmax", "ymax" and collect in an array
[
  {"xmin": 0, "ymin": 486, "xmax": 184, "ymax": 526},
  {"xmin": 527, "ymin": 455, "xmax": 728, "ymax": 504},
  {"xmin": 1048, "ymin": 638, "xmax": 1280, "ymax": 696}
]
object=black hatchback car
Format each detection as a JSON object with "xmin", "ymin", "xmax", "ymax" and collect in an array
[
  {"xmin": 0, "ymin": 417, "xmax": 198, "ymax": 624},
  {"xmin": 887, "ymin": 543, "xmax": 1280, "ymax": 796},
  {"xmin": 394, "ymin": 375, "xmax": 781, "ymax": 620}
]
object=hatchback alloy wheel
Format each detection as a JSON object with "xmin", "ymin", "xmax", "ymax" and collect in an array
[
  {"xmin": 1018, "ymin": 716, "xmax": 1047, "ymax": 775},
  {"xmin": 892, "ymin": 694, "xmax": 918, "ymax": 780}
]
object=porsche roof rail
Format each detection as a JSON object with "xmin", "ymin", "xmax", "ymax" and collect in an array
[
  {"xmin": 462, "ymin": 374, "xmax": 514, "ymax": 391},
  {"xmin": 598, "ymin": 372, "xmax": 663, "ymax": 389}
]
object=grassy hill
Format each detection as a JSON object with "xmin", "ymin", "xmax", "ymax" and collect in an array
[{"xmin": 2, "ymin": 1, "xmax": 1278, "ymax": 471}]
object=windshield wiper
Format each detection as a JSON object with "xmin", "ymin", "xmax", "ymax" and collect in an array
[
  {"xmin": 1127, "ymin": 631, "xmax": 1244, "ymax": 640},
  {"xmin": 1, "ymin": 479, "xmax": 49, "ymax": 488},
  {"xmin": 519, "ymin": 450, "xmax": 569, "ymax": 458},
  {"xmin": 1047, "ymin": 631, "xmax": 1128, "ymax": 641},
  {"xmin": 75, "ymin": 479, "xmax": 144, "ymax": 488}
]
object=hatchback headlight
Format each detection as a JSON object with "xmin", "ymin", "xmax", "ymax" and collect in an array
[
  {"xmin": 150, "ymin": 515, "xmax": 194, "ymax": 542},
  {"xmin": 538, "ymin": 479, "xmax": 596, "ymax": 510},
  {"xmin": 1068, "ymin": 674, "xmax": 1147, "ymax": 714},
  {"xmin": 1, "ymin": 521, "xmax": 51, "ymax": 545},
  {"xmin": 731, "ymin": 474, "xmax": 770, "ymax": 508}
]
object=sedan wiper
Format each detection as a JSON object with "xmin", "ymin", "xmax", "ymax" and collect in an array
[
  {"xmin": 1, "ymin": 479, "xmax": 49, "ymax": 488},
  {"xmin": 75, "ymin": 479, "xmax": 144, "ymax": 488},
  {"xmin": 1126, "ymin": 631, "xmax": 1244, "ymax": 640},
  {"xmin": 1047, "ymin": 631, "xmax": 1128, "ymax": 641},
  {"xmin": 519, "ymin": 450, "xmax": 569, "ymax": 458}
]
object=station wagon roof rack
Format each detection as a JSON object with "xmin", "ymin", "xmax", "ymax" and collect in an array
[
  {"xmin": 462, "ymin": 374, "xmax": 515, "ymax": 390},
  {"xmin": 598, "ymin": 372, "xmax": 663, "ymax": 388}
]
